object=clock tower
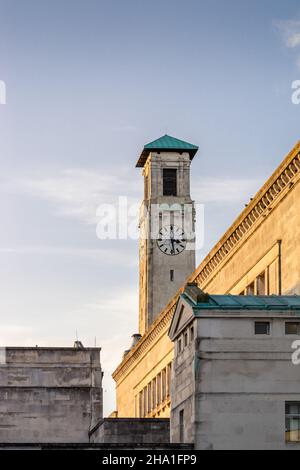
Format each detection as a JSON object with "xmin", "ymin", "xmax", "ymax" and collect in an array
[{"xmin": 136, "ymin": 135, "xmax": 198, "ymax": 335}]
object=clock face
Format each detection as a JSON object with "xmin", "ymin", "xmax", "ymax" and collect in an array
[{"xmin": 157, "ymin": 225, "xmax": 186, "ymax": 256}]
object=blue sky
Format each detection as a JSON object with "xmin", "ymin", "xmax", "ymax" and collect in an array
[{"xmin": 0, "ymin": 0, "xmax": 300, "ymax": 414}]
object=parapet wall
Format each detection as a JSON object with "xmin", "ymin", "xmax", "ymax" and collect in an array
[
  {"xmin": 90, "ymin": 418, "xmax": 170, "ymax": 444},
  {"xmin": 0, "ymin": 347, "xmax": 102, "ymax": 443}
]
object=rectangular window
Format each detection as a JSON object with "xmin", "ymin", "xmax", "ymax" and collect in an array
[
  {"xmin": 135, "ymin": 395, "xmax": 138, "ymax": 417},
  {"xmin": 144, "ymin": 174, "xmax": 149, "ymax": 200},
  {"xmin": 247, "ymin": 282, "xmax": 255, "ymax": 295},
  {"xmin": 254, "ymin": 321, "xmax": 270, "ymax": 335},
  {"xmin": 286, "ymin": 402, "xmax": 300, "ymax": 442},
  {"xmin": 285, "ymin": 322, "xmax": 300, "ymax": 335},
  {"xmin": 143, "ymin": 387, "xmax": 147, "ymax": 417},
  {"xmin": 178, "ymin": 338, "xmax": 182, "ymax": 354},
  {"xmin": 139, "ymin": 391, "xmax": 143, "ymax": 418},
  {"xmin": 166, "ymin": 363, "xmax": 171, "ymax": 398},
  {"xmin": 190, "ymin": 326, "xmax": 194, "ymax": 342},
  {"xmin": 184, "ymin": 332, "xmax": 188, "ymax": 347},
  {"xmin": 152, "ymin": 378, "xmax": 156, "ymax": 410},
  {"xmin": 170, "ymin": 269, "xmax": 174, "ymax": 282},
  {"xmin": 162, "ymin": 368, "xmax": 166, "ymax": 402},
  {"xmin": 147, "ymin": 383, "xmax": 152, "ymax": 413},
  {"xmin": 157, "ymin": 373, "xmax": 161, "ymax": 406},
  {"xmin": 163, "ymin": 169, "xmax": 177, "ymax": 196},
  {"xmin": 179, "ymin": 409, "xmax": 184, "ymax": 443},
  {"xmin": 256, "ymin": 272, "xmax": 266, "ymax": 295}
]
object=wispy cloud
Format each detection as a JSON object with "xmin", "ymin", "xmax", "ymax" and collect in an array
[
  {"xmin": 4, "ymin": 169, "xmax": 262, "ymax": 228},
  {"xmin": 274, "ymin": 19, "xmax": 300, "ymax": 68},
  {"xmin": 275, "ymin": 20, "xmax": 300, "ymax": 48},
  {"xmin": 192, "ymin": 177, "xmax": 263, "ymax": 204},
  {"xmin": 0, "ymin": 245, "xmax": 138, "ymax": 267},
  {"xmin": 5, "ymin": 168, "xmax": 141, "ymax": 225}
]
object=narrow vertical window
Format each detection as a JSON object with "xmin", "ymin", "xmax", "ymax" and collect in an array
[
  {"xmin": 163, "ymin": 169, "xmax": 177, "ymax": 196},
  {"xmin": 256, "ymin": 272, "xmax": 266, "ymax": 295},
  {"xmin": 162, "ymin": 368, "xmax": 166, "ymax": 402},
  {"xmin": 286, "ymin": 402, "xmax": 300, "ymax": 442},
  {"xmin": 170, "ymin": 269, "xmax": 174, "ymax": 281},
  {"xmin": 247, "ymin": 282, "xmax": 255, "ymax": 295},
  {"xmin": 147, "ymin": 383, "xmax": 152, "ymax": 414},
  {"xmin": 139, "ymin": 391, "xmax": 143, "ymax": 418},
  {"xmin": 166, "ymin": 363, "xmax": 172, "ymax": 398},
  {"xmin": 157, "ymin": 373, "xmax": 161, "ymax": 406},
  {"xmin": 135, "ymin": 395, "xmax": 138, "ymax": 417},
  {"xmin": 143, "ymin": 387, "xmax": 147, "ymax": 417},
  {"xmin": 179, "ymin": 409, "xmax": 185, "ymax": 442},
  {"xmin": 152, "ymin": 378, "xmax": 156, "ymax": 411},
  {"xmin": 144, "ymin": 174, "xmax": 149, "ymax": 200},
  {"xmin": 190, "ymin": 326, "xmax": 194, "ymax": 342}
]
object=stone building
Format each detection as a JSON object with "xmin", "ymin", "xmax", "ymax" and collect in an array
[
  {"xmin": 168, "ymin": 284, "xmax": 300, "ymax": 449},
  {"xmin": 112, "ymin": 138, "xmax": 300, "ymax": 418},
  {"xmin": 0, "ymin": 345, "xmax": 102, "ymax": 443},
  {"xmin": 114, "ymin": 134, "xmax": 199, "ymax": 418},
  {"xmin": 89, "ymin": 418, "xmax": 170, "ymax": 445},
  {"xmin": 137, "ymin": 134, "xmax": 198, "ymax": 335}
]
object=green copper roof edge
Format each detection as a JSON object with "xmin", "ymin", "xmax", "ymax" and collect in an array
[
  {"xmin": 136, "ymin": 134, "xmax": 199, "ymax": 167},
  {"xmin": 144, "ymin": 134, "xmax": 198, "ymax": 151},
  {"xmin": 180, "ymin": 293, "xmax": 300, "ymax": 311}
]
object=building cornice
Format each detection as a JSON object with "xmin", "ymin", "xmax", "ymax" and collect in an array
[
  {"xmin": 193, "ymin": 141, "xmax": 300, "ymax": 287},
  {"xmin": 112, "ymin": 141, "xmax": 300, "ymax": 383}
]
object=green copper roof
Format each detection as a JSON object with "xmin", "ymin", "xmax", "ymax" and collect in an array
[
  {"xmin": 182, "ymin": 293, "xmax": 300, "ymax": 312},
  {"xmin": 136, "ymin": 134, "xmax": 199, "ymax": 167}
]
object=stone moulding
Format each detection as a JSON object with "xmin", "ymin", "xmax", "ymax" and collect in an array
[
  {"xmin": 112, "ymin": 141, "xmax": 300, "ymax": 383},
  {"xmin": 194, "ymin": 145, "xmax": 300, "ymax": 287}
]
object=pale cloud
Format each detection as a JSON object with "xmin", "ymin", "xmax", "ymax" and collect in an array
[
  {"xmin": 0, "ymin": 171, "xmax": 266, "ymax": 415},
  {"xmin": 192, "ymin": 177, "xmax": 263, "ymax": 204},
  {"xmin": 275, "ymin": 20, "xmax": 300, "ymax": 48},
  {"xmin": 5, "ymin": 168, "xmax": 141, "ymax": 225},
  {"xmin": 5, "ymin": 169, "xmax": 261, "ymax": 227},
  {"xmin": 0, "ymin": 245, "xmax": 138, "ymax": 267},
  {"xmin": 274, "ymin": 19, "xmax": 300, "ymax": 69}
]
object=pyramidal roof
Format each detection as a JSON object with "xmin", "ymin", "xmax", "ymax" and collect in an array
[{"xmin": 136, "ymin": 134, "xmax": 199, "ymax": 167}]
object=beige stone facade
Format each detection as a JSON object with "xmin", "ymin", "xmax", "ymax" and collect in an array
[{"xmin": 113, "ymin": 141, "xmax": 300, "ymax": 418}]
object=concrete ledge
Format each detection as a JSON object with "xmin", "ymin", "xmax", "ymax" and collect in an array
[
  {"xmin": 90, "ymin": 418, "xmax": 170, "ymax": 444},
  {"xmin": 0, "ymin": 442, "xmax": 193, "ymax": 450}
]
